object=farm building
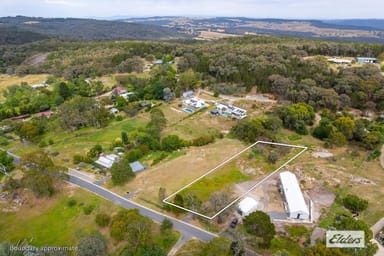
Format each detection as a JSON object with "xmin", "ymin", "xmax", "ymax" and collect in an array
[
  {"xmin": 279, "ymin": 171, "xmax": 309, "ymax": 220},
  {"xmin": 238, "ymin": 197, "xmax": 258, "ymax": 217},
  {"xmin": 129, "ymin": 161, "xmax": 146, "ymax": 173},
  {"xmin": 95, "ymin": 154, "xmax": 119, "ymax": 169},
  {"xmin": 356, "ymin": 57, "xmax": 377, "ymax": 64}
]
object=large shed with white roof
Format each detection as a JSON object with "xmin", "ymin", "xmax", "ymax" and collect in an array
[{"xmin": 279, "ymin": 171, "xmax": 309, "ymax": 220}]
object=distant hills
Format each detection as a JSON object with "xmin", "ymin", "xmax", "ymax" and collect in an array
[
  {"xmin": 124, "ymin": 17, "xmax": 384, "ymax": 43},
  {"xmin": 1, "ymin": 16, "xmax": 384, "ymax": 45},
  {"xmin": 0, "ymin": 16, "xmax": 189, "ymax": 44}
]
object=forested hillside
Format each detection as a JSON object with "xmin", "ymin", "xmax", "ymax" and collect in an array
[{"xmin": 0, "ymin": 16, "xmax": 189, "ymax": 44}]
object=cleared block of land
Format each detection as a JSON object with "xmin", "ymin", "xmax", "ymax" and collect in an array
[{"xmin": 163, "ymin": 141, "xmax": 307, "ymax": 219}]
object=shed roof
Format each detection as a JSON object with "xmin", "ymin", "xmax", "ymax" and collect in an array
[
  {"xmin": 238, "ymin": 197, "xmax": 258, "ymax": 216},
  {"xmin": 129, "ymin": 161, "xmax": 146, "ymax": 173},
  {"xmin": 280, "ymin": 171, "xmax": 309, "ymax": 215},
  {"xmin": 95, "ymin": 154, "xmax": 118, "ymax": 169}
]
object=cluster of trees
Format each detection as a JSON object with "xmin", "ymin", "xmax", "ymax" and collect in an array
[
  {"xmin": 3, "ymin": 150, "xmax": 67, "ymax": 197},
  {"xmin": 312, "ymin": 110, "xmax": 384, "ymax": 149},
  {"xmin": 108, "ymin": 209, "xmax": 173, "ymax": 255},
  {"xmin": 231, "ymin": 103, "xmax": 315, "ymax": 142},
  {"xmin": 3, "ymin": 36, "xmax": 383, "ymax": 113},
  {"xmin": 0, "ymin": 78, "xmax": 108, "ymax": 121},
  {"xmin": 342, "ymin": 194, "xmax": 369, "ymax": 212}
]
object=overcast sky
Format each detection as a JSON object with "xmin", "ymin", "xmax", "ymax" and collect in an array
[{"xmin": 1, "ymin": 0, "xmax": 382, "ymax": 19}]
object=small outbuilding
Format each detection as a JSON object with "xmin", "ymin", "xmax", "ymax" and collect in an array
[
  {"xmin": 129, "ymin": 161, "xmax": 147, "ymax": 173},
  {"xmin": 238, "ymin": 197, "xmax": 258, "ymax": 217},
  {"xmin": 356, "ymin": 57, "xmax": 377, "ymax": 64},
  {"xmin": 279, "ymin": 171, "xmax": 309, "ymax": 220}
]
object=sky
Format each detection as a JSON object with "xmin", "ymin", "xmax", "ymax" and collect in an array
[{"xmin": 1, "ymin": 0, "xmax": 383, "ymax": 19}]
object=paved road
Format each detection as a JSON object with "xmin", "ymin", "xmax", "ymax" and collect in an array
[{"xmin": 69, "ymin": 174, "xmax": 217, "ymax": 242}]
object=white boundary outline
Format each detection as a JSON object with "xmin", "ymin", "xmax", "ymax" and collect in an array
[{"xmin": 163, "ymin": 141, "xmax": 308, "ymax": 220}]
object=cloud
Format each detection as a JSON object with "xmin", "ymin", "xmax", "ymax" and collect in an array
[{"xmin": 45, "ymin": 0, "xmax": 86, "ymax": 7}]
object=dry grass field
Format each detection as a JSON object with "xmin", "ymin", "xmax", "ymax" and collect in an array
[
  {"xmin": 109, "ymin": 138, "xmax": 246, "ymax": 208},
  {"xmin": 0, "ymin": 74, "xmax": 49, "ymax": 99}
]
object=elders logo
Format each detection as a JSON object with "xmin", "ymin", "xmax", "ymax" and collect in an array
[{"xmin": 326, "ymin": 231, "xmax": 365, "ymax": 248}]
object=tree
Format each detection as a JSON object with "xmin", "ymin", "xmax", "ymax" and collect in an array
[
  {"xmin": 125, "ymin": 148, "xmax": 143, "ymax": 162},
  {"xmin": 95, "ymin": 213, "xmax": 111, "ymax": 227},
  {"xmin": 305, "ymin": 244, "xmax": 347, "ymax": 256},
  {"xmin": 328, "ymin": 131, "xmax": 347, "ymax": 147},
  {"xmin": 139, "ymin": 246, "xmax": 166, "ymax": 256},
  {"xmin": 200, "ymin": 237, "xmax": 232, "ymax": 256},
  {"xmin": 87, "ymin": 144, "xmax": 102, "ymax": 159},
  {"xmin": 205, "ymin": 191, "xmax": 233, "ymax": 224},
  {"xmin": 161, "ymin": 135, "xmax": 185, "ymax": 151},
  {"xmin": 362, "ymin": 131, "xmax": 382, "ymax": 150},
  {"xmin": 110, "ymin": 160, "xmax": 135, "ymax": 185},
  {"xmin": 334, "ymin": 116, "xmax": 355, "ymax": 140},
  {"xmin": 178, "ymin": 69, "xmax": 199, "ymax": 91},
  {"xmin": 268, "ymin": 151, "xmax": 279, "ymax": 164},
  {"xmin": 160, "ymin": 218, "xmax": 173, "ymax": 234},
  {"xmin": 163, "ymin": 87, "xmax": 175, "ymax": 102},
  {"xmin": 0, "ymin": 150, "xmax": 14, "ymax": 174},
  {"xmin": 121, "ymin": 131, "xmax": 129, "ymax": 145},
  {"xmin": 56, "ymin": 96, "xmax": 110, "ymax": 131},
  {"xmin": 334, "ymin": 216, "xmax": 377, "ymax": 256},
  {"xmin": 18, "ymin": 122, "xmax": 40, "ymax": 142},
  {"xmin": 243, "ymin": 211, "xmax": 276, "ymax": 248},
  {"xmin": 77, "ymin": 234, "xmax": 107, "ymax": 256},
  {"xmin": 57, "ymin": 82, "xmax": 72, "ymax": 100},
  {"xmin": 342, "ymin": 194, "xmax": 368, "ymax": 212},
  {"xmin": 21, "ymin": 150, "xmax": 67, "ymax": 197}
]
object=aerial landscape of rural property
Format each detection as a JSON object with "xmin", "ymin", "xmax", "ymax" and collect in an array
[{"xmin": 1, "ymin": 1, "xmax": 384, "ymax": 256}]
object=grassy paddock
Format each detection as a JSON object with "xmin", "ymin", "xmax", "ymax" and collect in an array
[
  {"xmin": 0, "ymin": 186, "xmax": 119, "ymax": 247},
  {"xmin": 0, "ymin": 74, "xmax": 49, "ymax": 99}
]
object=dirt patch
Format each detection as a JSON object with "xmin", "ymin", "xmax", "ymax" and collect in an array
[
  {"xmin": 195, "ymin": 31, "xmax": 239, "ymax": 40},
  {"xmin": 311, "ymin": 151, "xmax": 334, "ymax": 159},
  {"xmin": 24, "ymin": 53, "xmax": 49, "ymax": 66}
]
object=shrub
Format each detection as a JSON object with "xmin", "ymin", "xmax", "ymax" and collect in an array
[
  {"xmin": 67, "ymin": 198, "xmax": 77, "ymax": 207},
  {"xmin": 38, "ymin": 140, "xmax": 47, "ymax": 148},
  {"xmin": 115, "ymin": 115, "xmax": 123, "ymax": 121},
  {"xmin": 83, "ymin": 204, "xmax": 95, "ymax": 215},
  {"xmin": 95, "ymin": 213, "xmax": 111, "ymax": 227},
  {"xmin": 160, "ymin": 218, "xmax": 173, "ymax": 234},
  {"xmin": 342, "ymin": 194, "xmax": 368, "ymax": 212},
  {"xmin": 268, "ymin": 151, "xmax": 279, "ymax": 164}
]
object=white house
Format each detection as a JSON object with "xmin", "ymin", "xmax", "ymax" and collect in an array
[
  {"xmin": 183, "ymin": 97, "xmax": 207, "ymax": 109},
  {"xmin": 216, "ymin": 103, "xmax": 247, "ymax": 119},
  {"xmin": 95, "ymin": 154, "xmax": 119, "ymax": 169},
  {"xmin": 238, "ymin": 197, "xmax": 258, "ymax": 217},
  {"xmin": 279, "ymin": 171, "xmax": 309, "ymax": 220}
]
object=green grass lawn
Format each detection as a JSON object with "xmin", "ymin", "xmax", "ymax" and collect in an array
[
  {"xmin": 180, "ymin": 161, "xmax": 251, "ymax": 202},
  {"xmin": 0, "ymin": 186, "xmax": 180, "ymax": 254},
  {"xmin": 11, "ymin": 117, "xmax": 146, "ymax": 166},
  {"xmin": 0, "ymin": 188, "xmax": 117, "ymax": 247}
]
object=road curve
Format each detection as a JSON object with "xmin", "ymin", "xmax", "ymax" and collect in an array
[{"xmin": 69, "ymin": 174, "xmax": 217, "ymax": 242}]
